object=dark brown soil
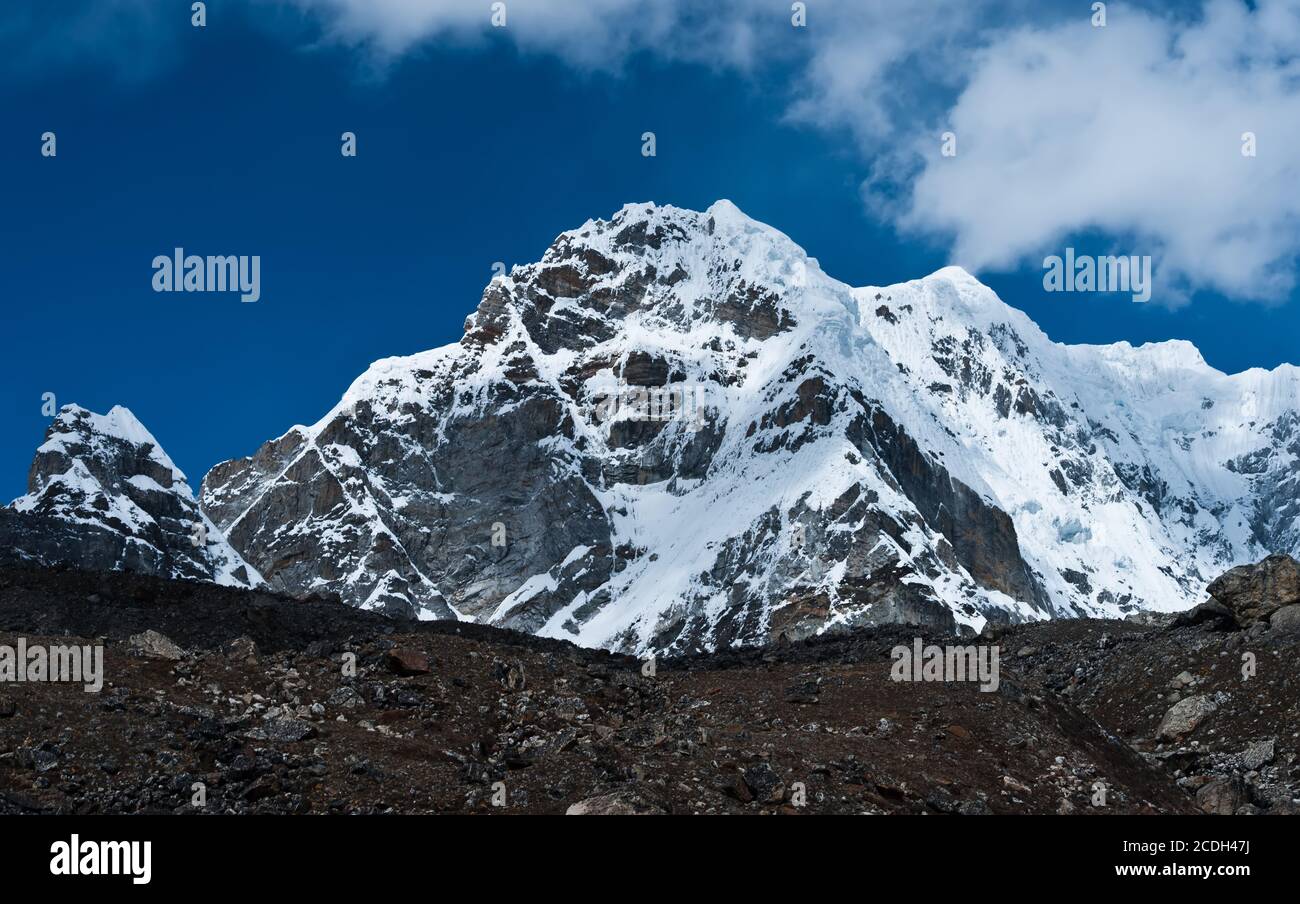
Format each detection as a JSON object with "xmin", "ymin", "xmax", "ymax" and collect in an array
[{"xmin": 0, "ymin": 565, "xmax": 1290, "ymax": 815}]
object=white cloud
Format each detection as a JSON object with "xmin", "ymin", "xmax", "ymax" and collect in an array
[
  {"xmin": 781, "ymin": 0, "xmax": 991, "ymax": 146},
  {"xmin": 270, "ymin": 0, "xmax": 763, "ymax": 70},
  {"xmin": 899, "ymin": 0, "xmax": 1300, "ymax": 302},
  {"xmin": 273, "ymin": 0, "xmax": 991, "ymax": 124}
]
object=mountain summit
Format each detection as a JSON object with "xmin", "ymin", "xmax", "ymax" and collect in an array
[{"xmin": 190, "ymin": 201, "xmax": 1300, "ymax": 653}]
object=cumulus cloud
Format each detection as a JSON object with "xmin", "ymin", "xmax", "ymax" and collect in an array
[{"xmin": 898, "ymin": 0, "xmax": 1300, "ymax": 302}]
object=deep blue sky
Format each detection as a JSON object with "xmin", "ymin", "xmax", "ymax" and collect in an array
[{"xmin": 3, "ymin": 3, "xmax": 1297, "ymax": 500}]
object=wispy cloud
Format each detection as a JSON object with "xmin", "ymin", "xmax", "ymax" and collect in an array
[{"xmin": 266, "ymin": 0, "xmax": 764, "ymax": 70}]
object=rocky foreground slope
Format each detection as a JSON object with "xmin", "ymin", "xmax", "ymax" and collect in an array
[{"xmin": 1, "ymin": 555, "xmax": 1296, "ymax": 815}]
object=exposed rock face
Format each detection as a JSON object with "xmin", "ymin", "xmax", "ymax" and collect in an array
[
  {"xmin": 1206, "ymin": 554, "xmax": 1300, "ymax": 625},
  {"xmin": 194, "ymin": 201, "xmax": 1300, "ymax": 654},
  {"xmin": 0, "ymin": 405, "xmax": 259, "ymax": 589}
]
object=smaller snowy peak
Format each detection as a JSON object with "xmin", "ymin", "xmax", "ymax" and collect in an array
[
  {"xmin": 67, "ymin": 404, "xmax": 175, "ymax": 460},
  {"xmin": 3, "ymin": 404, "xmax": 261, "ymax": 590},
  {"xmin": 51, "ymin": 404, "xmax": 153, "ymax": 443},
  {"xmin": 29, "ymin": 403, "xmax": 189, "ymax": 496}
]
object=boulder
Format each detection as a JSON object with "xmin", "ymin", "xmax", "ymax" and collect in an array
[
  {"xmin": 128, "ymin": 629, "xmax": 185, "ymax": 661},
  {"xmin": 720, "ymin": 773, "xmax": 754, "ymax": 803},
  {"xmin": 1269, "ymin": 604, "xmax": 1300, "ymax": 635},
  {"xmin": 784, "ymin": 678, "xmax": 820, "ymax": 704},
  {"xmin": 1206, "ymin": 554, "xmax": 1300, "ymax": 625},
  {"xmin": 565, "ymin": 790, "xmax": 666, "ymax": 815},
  {"xmin": 1196, "ymin": 777, "xmax": 1246, "ymax": 815},
  {"xmin": 1170, "ymin": 599, "xmax": 1237, "ymax": 631},
  {"xmin": 1156, "ymin": 694, "xmax": 1217, "ymax": 741},
  {"xmin": 1237, "ymin": 738, "xmax": 1275, "ymax": 771},
  {"xmin": 386, "ymin": 648, "xmax": 430, "ymax": 676},
  {"xmin": 222, "ymin": 635, "xmax": 259, "ymax": 662},
  {"xmin": 248, "ymin": 715, "xmax": 316, "ymax": 743},
  {"xmin": 495, "ymin": 658, "xmax": 526, "ymax": 691},
  {"xmin": 743, "ymin": 762, "xmax": 786, "ymax": 803}
]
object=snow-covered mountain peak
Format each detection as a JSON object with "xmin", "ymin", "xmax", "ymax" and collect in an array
[
  {"xmin": 477, "ymin": 198, "xmax": 852, "ymax": 345},
  {"xmin": 912, "ymin": 265, "xmax": 994, "ymax": 301},
  {"xmin": 4, "ymin": 404, "xmax": 260, "ymax": 589},
  {"xmin": 33, "ymin": 403, "xmax": 189, "ymax": 493}
]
